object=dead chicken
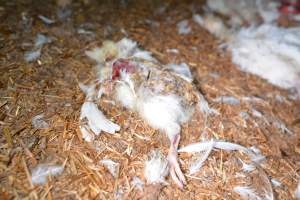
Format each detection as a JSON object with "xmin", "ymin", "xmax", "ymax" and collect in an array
[{"xmin": 80, "ymin": 38, "xmax": 214, "ymax": 188}]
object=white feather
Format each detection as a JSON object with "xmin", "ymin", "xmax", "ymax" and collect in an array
[
  {"xmin": 234, "ymin": 186, "xmax": 263, "ymax": 200},
  {"xmin": 239, "ymin": 158, "xmax": 256, "ymax": 173},
  {"xmin": 100, "ymin": 159, "xmax": 120, "ymax": 178},
  {"xmin": 34, "ymin": 34, "xmax": 51, "ymax": 47},
  {"xmin": 213, "ymin": 96, "xmax": 240, "ymax": 105},
  {"xmin": 25, "ymin": 34, "xmax": 51, "ymax": 62},
  {"xmin": 177, "ymin": 20, "xmax": 191, "ymax": 35},
  {"xmin": 32, "ymin": 114, "xmax": 49, "ymax": 129},
  {"xmin": 193, "ymin": 14, "xmax": 231, "ymax": 40},
  {"xmin": 31, "ymin": 164, "xmax": 64, "ymax": 185},
  {"xmin": 166, "ymin": 63, "xmax": 193, "ymax": 82},
  {"xmin": 189, "ymin": 139, "xmax": 215, "ymax": 175},
  {"xmin": 80, "ymin": 102, "xmax": 120, "ymax": 141},
  {"xmin": 144, "ymin": 150, "xmax": 169, "ymax": 184},
  {"xmin": 25, "ymin": 49, "xmax": 42, "ymax": 62},
  {"xmin": 131, "ymin": 176, "xmax": 144, "ymax": 191},
  {"xmin": 179, "ymin": 140, "xmax": 265, "ymax": 163},
  {"xmin": 270, "ymin": 179, "xmax": 281, "ymax": 187}
]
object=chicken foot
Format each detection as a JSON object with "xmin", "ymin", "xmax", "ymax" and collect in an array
[{"xmin": 168, "ymin": 134, "xmax": 186, "ymax": 189}]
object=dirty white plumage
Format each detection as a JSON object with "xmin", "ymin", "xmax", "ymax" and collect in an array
[{"xmin": 80, "ymin": 37, "xmax": 217, "ymax": 188}]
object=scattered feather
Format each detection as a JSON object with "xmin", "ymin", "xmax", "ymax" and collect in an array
[
  {"xmin": 239, "ymin": 112, "xmax": 250, "ymax": 120},
  {"xmin": 100, "ymin": 159, "xmax": 120, "ymax": 178},
  {"xmin": 189, "ymin": 139, "xmax": 214, "ymax": 175},
  {"xmin": 193, "ymin": 13, "xmax": 231, "ymax": 40},
  {"xmin": 177, "ymin": 20, "xmax": 191, "ymax": 35},
  {"xmin": 166, "ymin": 63, "xmax": 193, "ymax": 82},
  {"xmin": 273, "ymin": 119, "xmax": 293, "ymax": 135},
  {"xmin": 233, "ymin": 186, "xmax": 263, "ymax": 200},
  {"xmin": 213, "ymin": 96, "xmax": 240, "ymax": 105},
  {"xmin": 77, "ymin": 28, "xmax": 95, "ymax": 36},
  {"xmin": 242, "ymin": 96, "xmax": 264, "ymax": 102},
  {"xmin": 31, "ymin": 164, "xmax": 64, "ymax": 185},
  {"xmin": 179, "ymin": 140, "xmax": 265, "ymax": 163},
  {"xmin": 38, "ymin": 15, "xmax": 55, "ymax": 24},
  {"xmin": 25, "ymin": 49, "xmax": 42, "ymax": 62},
  {"xmin": 114, "ymin": 186, "xmax": 124, "ymax": 200},
  {"xmin": 179, "ymin": 140, "xmax": 246, "ymax": 153},
  {"xmin": 32, "ymin": 114, "xmax": 49, "ymax": 129},
  {"xmin": 239, "ymin": 158, "xmax": 255, "ymax": 173},
  {"xmin": 131, "ymin": 176, "xmax": 144, "ymax": 191},
  {"xmin": 34, "ymin": 34, "xmax": 51, "ymax": 47},
  {"xmin": 144, "ymin": 150, "xmax": 169, "ymax": 184},
  {"xmin": 251, "ymin": 109, "xmax": 263, "ymax": 118},
  {"xmin": 24, "ymin": 34, "xmax": 51, "ymax": 62},
  {"xmin": 166, "ymin": 48, "xmax": 179, "ymax": 54},
  {"xmin": 271, "ymin": 179, "xmax": 281, "ymax": 187}
]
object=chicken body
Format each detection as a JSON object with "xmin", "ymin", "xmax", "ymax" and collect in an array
[
  {"xmin": 81, "ymin": 38, "xmax": 212, "ymax": 188},
  {"xmin": 99, "ymin": 58, "xmax": 200, "ymax": 188}
]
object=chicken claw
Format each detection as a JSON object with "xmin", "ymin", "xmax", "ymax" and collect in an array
[
  {"xmin": 168, "ymin": 134, "xmax": 186, "ymax": 189},
  {"xmin": 168, "ymin": 151, "xmax": 186, "ymax": 189}
]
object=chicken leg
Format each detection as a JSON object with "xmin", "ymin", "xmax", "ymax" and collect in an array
[{"xmin": 168, "ymin": 133, "xmax": 186, "ymax": 189}]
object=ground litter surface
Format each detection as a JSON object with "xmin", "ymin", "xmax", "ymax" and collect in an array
[{"xmin": 0, "ymin": 0, "xmax": 299, "ymax": 199}]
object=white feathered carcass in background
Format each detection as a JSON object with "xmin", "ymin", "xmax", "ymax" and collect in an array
[
  {"xmin": 193, "ymin": 0, "xmax": 300, "ymax": 98},
  {"xmin": 79, "ymin": 38, "xmax": 216, "ymax": 188}
]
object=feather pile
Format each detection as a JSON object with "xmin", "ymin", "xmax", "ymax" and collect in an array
[{"xmin": 194, "ymin": 0, "xmax": 300, "ymax": 96}]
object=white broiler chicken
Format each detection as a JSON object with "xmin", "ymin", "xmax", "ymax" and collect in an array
[{"xmin": 80, "ymin": 38, "xmax": 214, "ymax": 188}]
